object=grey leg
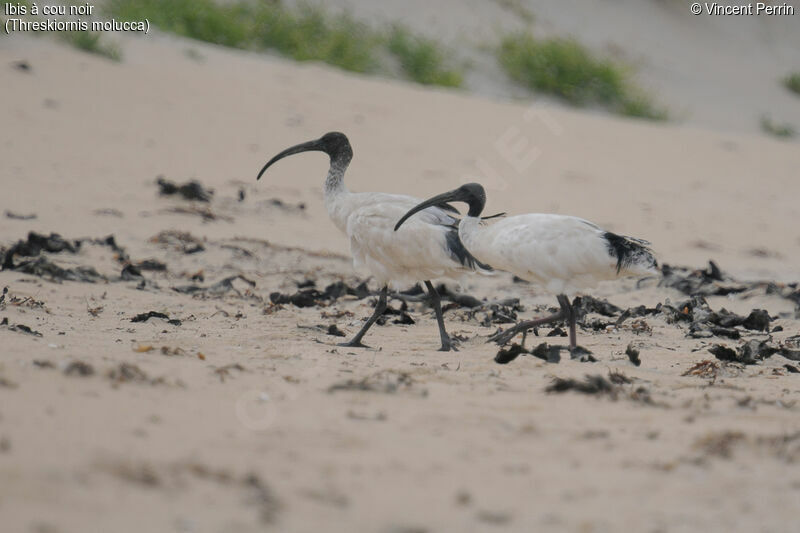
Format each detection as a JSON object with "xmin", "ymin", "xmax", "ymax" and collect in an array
[
  {"xmin": 489, "ymin": 293, "xmax": 576, "ymax": 348},
  {"xmin": 338, "ymin": 285, "xmax": 388, "ymax": 348},
  {"xmin": 556, "ymin": 294, "xmax": 577, "ymax": 350},
  {"xmin": 424, "ymin": 281, "xmax": 455, "ymax": 352}
]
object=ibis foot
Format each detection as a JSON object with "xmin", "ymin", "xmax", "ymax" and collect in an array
[
  {"xmin": 335, "ymin": 285, "xmax": 388, "ymax": 351},
  {"xmin": 337, "ymin": 340, "xmax": 372, "ymax": 349},
  {"xmin": 438, "ymin": 339, "xmax": 458, "ymax": 352}
]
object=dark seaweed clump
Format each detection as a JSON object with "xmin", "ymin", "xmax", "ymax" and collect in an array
[
  {"xmin": 156, "ymin": 176, "xmax": 213, "ymax": 202},
  {"xmin": 269, "ymin": 280, "xmax": 370, "ymax": 308}
]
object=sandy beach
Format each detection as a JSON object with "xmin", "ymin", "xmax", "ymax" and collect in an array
[{"xmin": 2, "ymin": 9, "xmax": 800, "ymax": 532}]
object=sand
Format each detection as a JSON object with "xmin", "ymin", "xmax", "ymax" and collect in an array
[{"xmin": 1, "ymin": 29, "xmax": 800, "ymax": 533}]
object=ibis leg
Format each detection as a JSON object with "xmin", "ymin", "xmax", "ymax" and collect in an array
[
  {"xmin": 557, "ymin": 294, "xmax": 577, "ymax": 350},
  {"xmin": 424, "ymin": 281, "xmax": 455, "ymax": 352},
  {"xmin": 488, "ymin": 310, "xmax": 565, "ymax": 346},
  {"xmin": 488, "ymin": 293, "xmax": 576, "ymax": 348},
  {"xmin": 338, "ymin": 285, "xmax": 388, "ymax": 348}
]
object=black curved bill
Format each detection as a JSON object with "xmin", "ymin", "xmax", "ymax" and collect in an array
[
  {"xmin": 256, "ymin": 139, "xmax": 324, "ymax": 181},
  {"xmin": 394, "ymin": 188, "xmax": 465, "ymax": 232}
]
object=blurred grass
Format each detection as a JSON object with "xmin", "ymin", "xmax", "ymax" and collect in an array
[
  {"xmin": 387, "ymin": 26, "xmax": 463, "ymax": 87},
  {"xmin": 784, "ymin": 73, "xmax": 800, "ymax": 96},
  {"xmin": 107, "ymin": 0, "xmax": 254, "ymax": 48},
  {"xmin": 760, "ymin": 115, "xmax": 796, "ymax": 139},
  {"xmin": 253, "ymin": 5, "xmax": 378, "ymax": 73},
  {"xmin": 106, "ymin": 0, "xmax": 461, "ymax": 84},
  {"xmin": 498, "ymin": 32, "xmax": 666, "ymax": 120},
  {"xmin": 60, "ymin": 31, "xmax": 123, "ymax": 61}
]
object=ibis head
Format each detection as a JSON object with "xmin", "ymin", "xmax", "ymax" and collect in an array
[
  {"xmin": 257, "ymin": 132, "xmax": 352, "ymax": 180},
  {"xmin": 394, "ymin": 183, "xmax": 487, "ymax": 231}
]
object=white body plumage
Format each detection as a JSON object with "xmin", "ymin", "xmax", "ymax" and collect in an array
[
  {"xmin": 257, "ymin": 132, "xmax": 488, "ymax": 350},
  {"xmin": 458, "ymin": 214, "xmax": 655, "ymax": 295},
  {"xmin": 325, "ymin": 187, "xmax": 480, "ymax": 288},
  {"xmin": 394, "ymin": 182, "xmax": 658, "ymax": 350}
]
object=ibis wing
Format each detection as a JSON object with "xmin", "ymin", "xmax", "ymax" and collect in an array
[
  {"xmin": 475, "ymin": 215, "xmax": 619, "ymax": 291},
  {"xmin": 344, "ymin": 202, "xmax": 469, "ymax": 287}
]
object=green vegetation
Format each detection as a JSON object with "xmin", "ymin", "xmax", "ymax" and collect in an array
[
  {"xmin": 760, "ymin": 115, "xmax": 796, "ymax": 139},
  {"xmin": 784, "ymin": 72, "xmax": 800, "ymax": 96},
  {"xmin": 106, "ymin": 0, "xmax": 462, "ymax": 85},
  {"xmin": 107, "ymin": 0, "xmax": 378, "ymax": 71},
  {"xmin": 387, "ymin": 26, "xmax": 463, "ymax": 87},
  {"xmin": 497, "ymin": 32, "xmax": 666, "ymax": 120},
  {"xmin": 60, "ymin": 31, "xmax": 123, "ymax": 61},
  {"xmin": 253, "ymin": 5, "xmax": 378, "ymax": 73},
  {"xmin": 107, "ymin": 0, "xmax": 252, "ymax": 48}
]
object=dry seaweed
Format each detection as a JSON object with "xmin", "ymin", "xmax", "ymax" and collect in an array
[
  {"xmin": 297, "ymin": 324, "xmax": 347, "ymax": 337},
  {"xmin": 0, "ymin": 232, "xmax": 137, "ymax": 283},
  {"xmin": 11, "ymin": 256, "xmax": 104, "ymax": 283},
  {"xmin": 546, "ymin": 375, "xmax": 617, "ymax": 396},
  {"xmin": 12, "ymin": 60, "xmax": 31, "ymax": 72},
  {"xmin": 573, "ymin": 295, "xmax": 622, "ymax": 318},
  {"xmin": 626, "ymin": 343, "xmax": 641, "ymax": 366},
  {"xmin": 108, "ymin": 363, "xmax": 150, "ymax": 384},
  {"xmin": 546, "ymin": 371, "xmax": 656, "ymax": 405},
  {"xmin": 530, "ymin": 342, "xmax": 565, "ymax": 363},
  {"xmin": 493, "ymin": 341, "xmax": 593, "ymax": 365},
  {"xmin": 709, "ymin": 340, "xmax": 778, "ymax": 365},
  {"xmin": 693, "ymin": 430, "xmax": 745, "ymax": 459},
  {"xmin": 328, "ymin": 370, "xmax": 425, "ymax": 396},
  {"xmin": 377, "ymin": 302, "xmax": 415, "ymax": 326},
  {"xmin": 131, "ymin": 311, "xmax": 181, "ymax": 326},
  {"xmin": 780, "ymin": 346, "xmax": 800, "ymax": 362},
  {"xmin": 263, "ymin": 197, "xmax": 306, "ymax": 212},
  {"xmin": 615, "ymin": 305, "xmax": 660, "ymax": 325},
  {"xmin": 660, "ymin": 261, "xmax": 747, "ymax": 297},
  {"xmin": 270, "ymin": 280, "xmax": 370, "ymax": 308},
  {"xmin": 0, "ymin": 376, "xmax": 18, "ymax": 389},
  {"xmin": 1, "ymin": 233, "xmax": 79, "ymax": 269},
  {"xmin": 136, "ymin": 259, "xmax": 167, "ymax": 271},
  {"xmin": 174, "ymin": 275, "xmax": 256, "ymax": 297},
  {"xmin": 468, "ymin": 299, "xmax": 523, "ymax": 327},
  {"xmin": 121, "ymin": 264, "xmax": 144, "ymax": 280},
  {"xmin": 214, "ymin": 363, "xmax": 246, "ymax": 382},
  {"xmin": 682, "ymin": 360, "xmax": 721, "ymax": 379},
  {"xmin": 156, "ymin": 176, "xmax": 213, "ymax": 202},
  {"xmin": 1, "ymin": 317, "xmax": 43, "ymax": 337},
  {"xmin": 243, "ymin": 473, "xmax": 282, "ymax": 524},
  {"xmin": 5, "ymin": 211, "xmax": 36, "ymax": 220},
  {"xmin": 327, "ymin": 324, "xmax": 346, "ymax": 337},
  {"xmin": 64, "ymin": 361, "xmax": 95, "ymax": 377},
  {"xmin": 431, "ymin": 283, "xmax": 483, "ymax": 308},
  {"xmin": 163, "ymin": 205, "xmax": 232, "ymax": 222},
  {"xmin": 150, "ymin": 230, "xmax": 205, "ymax": 254},
  {"xmin": 494, "ymin": 343, "xmax": 527, "ymax": 364}
]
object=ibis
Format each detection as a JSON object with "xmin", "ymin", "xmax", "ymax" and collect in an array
[
  {"xmin": 257, "ymin": 132, "xmax": 491, "ymax": 351},
  {"xmin": 394, "ymin": 182, "xmax": 657, "ymax": 350}
]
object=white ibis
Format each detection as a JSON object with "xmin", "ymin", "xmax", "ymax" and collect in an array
[
  {"xmin": 256, "ymin": 132, "xmax": 491, "ymax": 351},
  {"xmin": 394, "ymin": 182, "xmax": 657, "ymax": 350}
]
